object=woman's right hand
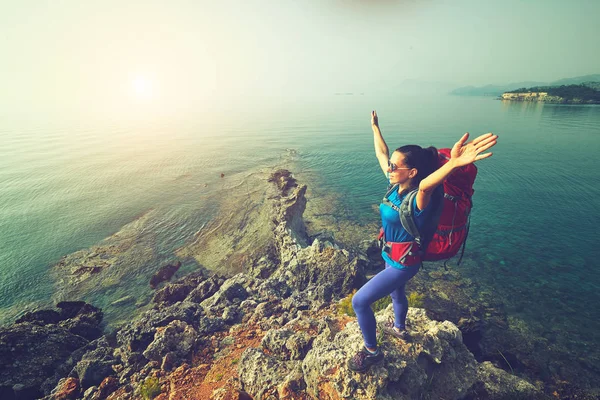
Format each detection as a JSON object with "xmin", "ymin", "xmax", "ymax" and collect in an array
[
  {"xmin": 450, "ymin": 132, "xmax": 498, "ymax": 167},
  {"xmin": 371, "ymin": 110, "xmax": 379, "ymax": 127}
]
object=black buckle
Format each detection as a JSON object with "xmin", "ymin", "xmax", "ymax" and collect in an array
[{"xmin": 382, "ymin": 243, "xmax": 391, "ymax": 254}]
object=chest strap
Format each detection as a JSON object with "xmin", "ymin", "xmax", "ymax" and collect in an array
[{"xmin": 382, "ymin": 185, "xmax": 422, "ymax": 246}]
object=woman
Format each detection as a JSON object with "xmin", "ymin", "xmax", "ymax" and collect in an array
[{"xmin": 347, "ymin": 111, "xmax": 497, "ymax": 373}]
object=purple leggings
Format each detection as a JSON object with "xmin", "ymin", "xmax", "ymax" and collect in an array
[{"xmin": 352, "ymin": 263, "xmax": 420, "ymax": 348}]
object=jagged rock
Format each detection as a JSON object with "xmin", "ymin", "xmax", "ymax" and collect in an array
[
  {"xmin": 253, "ymin": 301, "xmax": 283, "ymax": 320},
  {"xmin": 96, "ymin": 376, "xmax": 119, "ymax": 399},
  {"xmin": 118, "ymin": 367, "xmax": 135, "ymax": 384},
  {"xmin": 149, "ymin": 261, "xmax": 182, "ymax": 288},
  {"xmin": 281, "ymin": 293, "xmax": 311, "ymax": 313},
  {"xmin": 13, "ymin": 302, "xmax": 103, "ymax": 343},
  {"xmin": 238, "ymin": 348, "xmax": 304, "ymax": 399},
  {"xmin": 277, "ymin": 363, "xmax": 307, "ymax": 399},
  {"xmin": 185, "ymin": 276, "xmax": 221, "ymax": 303},
  {"xmin": 47, "ymin": 377, "xmax": 80, "ymax": 400},
  {"xmin": 257, "ymin": 278, "xmax": 292, "ymax": 300},
  {"xmin": 262, "ymin": 172, "xmax": 369, "ymax": 304},
  {"xmin": 200, "ymin": 274, "xmax": 251, "ymax": 311},
  {"xmin": 271, "ymin": 232, "xmax": 365, "ymax": 304},
  {"xmin": 0, "ymin": 301, "xmax": 104, "ymax": 399},
  {"xmin": 73, "ymin": 266, "xmax": 102, "ymax": 275},
  {"xmin": 261, "ymin": 328, "xmax": 313, "ymax": 361},
  {"xmin": 197, "ymin": 316, "xmax": 225, "ymax": 335},
  {"xmin": 55, "ymin": 302, "xmax": 104, "ymax": 341},
  {"xmin": 81, "ymin": 386, "xmax": 98, "ymax": 400},
  {"xmin": 161, "ymin": 351, "xmax": 178, "ymax": 372},
  {"xmin": 298, "ymin": 307, "xmax": 478, "ymax": 400},
  {"xmin": 15, "ymin": 309, "xmax": 61, "ymax": 325},
  {"xmin": 222, "ymin": 307, "xmax": 241, "ymax": 324},
  {"xmin": 142, "ymin": 320, "xmax": 198, "ymax": 363},
  {"xmin": 212, "ymin": 388, "xmax": 254, "ymax": 400},
  {"xmin": 116, "ymin": 301, "xmax": 204, "ymax": 356},
  {"xmin": 121, "ymin": 351, "xmax": 146, "ymax": 369},
  {"xmin": 73, "ymin": 359, "xmax": 115, "ymax": 389},
  {"xmin": 268, "ymin": 169, "xmax": 298, "ymax": 195},
  {"xmin": 152, "ymin": 270, "xmax": 209, "ymax": 305},
  {"xmin": 152, "ymin": 283, "xmax": 193, "ymax": 304},
  {"xmin": 273, "ymin": 182, "xmax": 309, "ymax": 248},
  {"xmin": 240, "ymin": 299, "xmax": 258, "ymax": 309},
  {"xmin": 59, "ymin": 319, "xmax": 103, "ymax": 342},
  {"xmin": 70, "ymin": 339, "xmax": 117, "ymax": 390},
  {"xmin": 237, "ymin": 315, "xmax": 321, "ymax": 398},
  {"xmin": 465, "ymin": 361, "xmax": 542, "ymax": 399},
  {"xmin": 56, "ymin": 302, "xmax": 102, "ymax": 322},
  {"xmin": 249, "ymin": 255, "xmax": 279, "ymax": 279}
]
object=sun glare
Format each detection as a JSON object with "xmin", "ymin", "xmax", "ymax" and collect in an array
[{"xmin": 132, "ymin": 76, "xmax": 154, "ymax": 99}]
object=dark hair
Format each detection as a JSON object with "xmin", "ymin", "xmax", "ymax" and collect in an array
[{"xmin": 394, "ymin": 145, "xmax": 439, "ymax": 187}]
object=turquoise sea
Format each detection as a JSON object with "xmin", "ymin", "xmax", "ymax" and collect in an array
[{"xmin": 1, "ymin": 95, "xmax": 599, "ymax": 381}]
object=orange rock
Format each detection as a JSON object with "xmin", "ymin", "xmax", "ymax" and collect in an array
[
  {"xmin": 98, "ymin": 376, "xmax": 118, "ymax": 398},
  {"xmin": 54, "ymin": 377, "xmax": 79, "ymax": 400}
]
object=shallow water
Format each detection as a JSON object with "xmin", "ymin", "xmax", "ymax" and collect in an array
[{"xmin": 1, "ymin": 95, "xmax": 599, "ymax": 379}]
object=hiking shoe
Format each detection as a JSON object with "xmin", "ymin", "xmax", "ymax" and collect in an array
[
  {"xmin": 347, "ymin": 347, "xmax": 384, "ymax": 372},
  {"xmin": 381, "ymin": 318, "xmax": 411, "ymax": 341}
]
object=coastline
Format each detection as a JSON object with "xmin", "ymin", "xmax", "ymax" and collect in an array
[{"xmin": 499, "ymin": 98, "xmax": 600, "ymax": 104}]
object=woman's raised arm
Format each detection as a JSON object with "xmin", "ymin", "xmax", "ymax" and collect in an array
[
  {"xmin": 416, "ymin": 132, "xmax": 498, "ymax": 211},
  {"xmin": 372, "ymin": 111, "xmax": 390, "ymax": 176}
]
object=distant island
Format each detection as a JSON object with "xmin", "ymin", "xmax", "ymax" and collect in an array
[
  {"xmin": 500, "ymin": 83, "xmax": 600, "ymax": 104},
  {"xmin": 450, "ymin": 74, "xmax": 600, "ymax": 97}
]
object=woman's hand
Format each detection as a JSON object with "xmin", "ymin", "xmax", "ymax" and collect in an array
[
  {"xmin": 371, "ymin": 110, "xmax": 390, "ymax": 175},
  {"xmin": 371, "ymin": 110, "xmax": 379, "ymax": 127},
  {"xmin": 450, "ymin": 132, "xmax": 498, "ymax": 168}
]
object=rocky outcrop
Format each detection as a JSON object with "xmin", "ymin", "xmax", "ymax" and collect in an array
[
  {"xmin": 142, "ymin": 320, "xmax": 198, "ymax": 365},
  {"xmin": 0, "ymin": 302, "xmax": 103, "ymax": 399},
  {"xmin": 239, "ymin": 308, "xmax": 468, "ymax": 400},
  {"xmin": 3, "ymin": 169, "xmax": 549, "ymax": 399},
  {"xmin": 465, "ymin": 361, "xmax": 542, "ymax": 399},
  {"xmin": 266, "ymin": 170, "xmax": 366, "ymax": 304},
  {"xmin": 236, "ymin": 306, "xmax": 542, "ymax": 400}
]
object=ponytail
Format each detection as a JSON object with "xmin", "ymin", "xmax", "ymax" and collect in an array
[{"xmin": 395, "ymin": 145, "xmax": 439, "ymax": 187}]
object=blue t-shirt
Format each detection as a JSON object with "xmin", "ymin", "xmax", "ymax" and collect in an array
[{"xmin": 379, "ymin": 187, "xmax": 432, "ymax": 268}]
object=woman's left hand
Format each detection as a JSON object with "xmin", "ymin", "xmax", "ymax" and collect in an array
[{"xmin": 450, "ymin": 132, "xmax": 498, "ymax": 167}]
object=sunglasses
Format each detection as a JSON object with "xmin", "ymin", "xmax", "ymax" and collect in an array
[{"xmin": 388, "ymin": 160, "xmax": 413, "ymax": 172}]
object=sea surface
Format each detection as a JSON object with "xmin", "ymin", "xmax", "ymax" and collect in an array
[{"xmin": 1, "ymin": 95, "xmax": 599, "ymax": 372}]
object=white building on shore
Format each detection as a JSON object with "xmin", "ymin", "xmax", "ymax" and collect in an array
[{"xmin": 501, "ymin": 92, "xmax": 548, "ymax": 100}]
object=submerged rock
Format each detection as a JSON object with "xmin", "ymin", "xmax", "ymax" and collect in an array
[
  {"xmin": 465, "ymin": 361, "xmax": 542, "ymax": 399},
  {"xmin": 149, "ymin": 260, "xmax": 182, "ymax": 289},
  {"xmin": 110, "ymin": 295, "xmax": 136, "ymax": 307}
]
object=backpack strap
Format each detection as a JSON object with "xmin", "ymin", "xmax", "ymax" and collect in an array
[
  {"xmin": 382, "ymin": 185, "xmax": 421, "ymax": 245},
  {"xmin": 399, "ymin": 188, "xmax": 421, "ymax": 246},
  {"xmin": 382, "ymin": 184, "xmax": 399, "ymax": 203},
  {"xmin": 456, "ymin": 214, "xmax": 471, "ymax": 265},
  {"xmin": 381, "ymin": 184, "xmax": 400, "ymax": 212}
]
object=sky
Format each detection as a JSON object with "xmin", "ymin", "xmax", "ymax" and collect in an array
[{"xmin": 1, "ymin": 0, "xmax": 598, "ymax": 117}]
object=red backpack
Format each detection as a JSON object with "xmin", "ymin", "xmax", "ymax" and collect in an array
[{"xmin": 381, "ymin": 148, "xmax": 477, "ymax": 266}]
